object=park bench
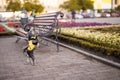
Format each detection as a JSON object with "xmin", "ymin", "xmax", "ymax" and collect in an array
[{"xmin": 15, "ymin": 11, "xmax": 62, "ymax": 52}]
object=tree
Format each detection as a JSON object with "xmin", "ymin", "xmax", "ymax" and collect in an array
[
  {"xmin": 115, "ymin": 5, "xmax": 120, "ymax": 12},
  {"xmin": 6, "ymin": 0, "xmax": 44, "ymax": 13},
  {"xmin": 59, "ymin": 0, "xmax": 93, "ymax": 11},
  {"xmin": 33, "ymin": 4, "xmax": 44, "ymax": 13},
  {"xmin": 6, "ymin": 0, "xmax": 21, "ymax": 12},
  {"xmin": 23, "ymin": 2, "xmax": 44, "ymax": 13},
  {"xmin": 33, "ymin": 0, "xmax": 39, "ymax": 4},
  {"xmin": 77, "ymin": 0, "xmax": 93, "ymax": 10},
  {"xmin": 23, "ymin": 2, "xmax": 33, "ymax": 11},
  {"xmin": 23, "ymin": 0, "xmax": 39, "ymax": 4}
]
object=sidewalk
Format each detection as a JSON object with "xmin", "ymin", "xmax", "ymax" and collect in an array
[{"xmin": 0, "ymin": 36, "xmax": 120, "ymax": 80}]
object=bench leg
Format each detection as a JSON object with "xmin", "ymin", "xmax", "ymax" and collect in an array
[
  {"xmin": 38, "ymin": 38, "xmax": 49, "ymax": 47},
  {"xmin": 15, "ymin": 37, "xmax": 21, "ymax": 43},
  {"xmin": 55, "ymin": 35, "xmax": 59, "ymax": 52},
  {"xmin": 56, "ymin": 39, "xmax": 59, "ymax": 52}
]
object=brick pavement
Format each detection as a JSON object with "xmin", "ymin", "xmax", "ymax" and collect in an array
[{"xmin": 0, "ymin": 36, "xmax": 120, "ymax": 80}]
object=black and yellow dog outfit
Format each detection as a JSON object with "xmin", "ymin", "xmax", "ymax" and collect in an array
[{"xmin": 23, "ymin": 34, "xmax": 38, "ymax": 65}]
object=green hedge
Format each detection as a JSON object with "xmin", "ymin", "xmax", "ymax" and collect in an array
[{"xmin": 51, "ymin": 34, "xmax": 120, "ymax": 57}]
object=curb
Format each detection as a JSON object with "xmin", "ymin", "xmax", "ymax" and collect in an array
[
  {"xmin": 0, "ymin": 23, "xmax": 16, "ymax": 32},
  {"xmin": 44, "ymin": 37, "xmax": 120, "ymax": 69}
]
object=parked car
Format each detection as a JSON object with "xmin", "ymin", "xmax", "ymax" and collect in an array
[
  {"xmin": 111, "ymin": 12, "xmax": 120, "ymax": 17},
  {"xmin": 0, "ymin": 17, "xmax": 8, "ymax": 22},
  {"xmin": 101, "ymin": 12, "xmax": 111, "ymax": 17},
  {"xmin": 75, "ymin": 14, "xmax": 83, "ymax": 19}
]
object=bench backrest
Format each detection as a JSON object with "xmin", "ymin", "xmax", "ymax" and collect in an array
[
  {"xmin": 34, "ymin": 12, "xmax": 60, "ymax": 27},
  {"xmin": 32, "ymin": 12, "xmax": 61, "ymax": 37}
]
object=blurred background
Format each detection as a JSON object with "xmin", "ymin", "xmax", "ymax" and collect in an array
[{"xmin": 0, "ymin": 0, "xmax": 120, "ymax": 22}]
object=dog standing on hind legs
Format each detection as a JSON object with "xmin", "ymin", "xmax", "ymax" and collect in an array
[{"xmin": 23, "ymin": 34, "xmax": 38, "ymax": 66}]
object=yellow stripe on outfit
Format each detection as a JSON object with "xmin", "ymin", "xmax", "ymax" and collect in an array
[{"xmin": 27, "ymin": 40, "xmax": 36, "ymax": 51}]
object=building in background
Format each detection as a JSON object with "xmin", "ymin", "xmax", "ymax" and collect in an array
[
  {"xmin": 0, "ymin": 0, "xmax": 7, "ymax": 11},
  {"xmin": 91, "ymin": 0, "xmax": 111, "ymax": 10},
  {"xmin": 91, "ymin": 0, "xmax": 120, "ymax": 10},
  {"xmin": 90, "ymin": 0, "xmax": 120, "ymax": 17},
  {"xmin": 112, "ymin": 0, "xmax": 120, "ymax": 9}
]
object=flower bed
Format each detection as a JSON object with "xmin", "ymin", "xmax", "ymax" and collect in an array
[
  {"xmin": 0, "ymin": 24, "xmax": 15, "ymax": 35},
  {"xmin": 7, "ymin": 22, "xmax": 21, "ymax": 28},
  {"xmin": 0, "ymin": 26, "xmax": 5, "ymax": 32},
  {"xmin": 56, "ymin": 25, "xmax": 120, "ymax": 56},
  {"xmin": 59, "ymin": 21, "xmax": 112, "ymax": 27},
  {"xmin": 7, "ymin": 20, "xmax": 112, "ymax": 28}
]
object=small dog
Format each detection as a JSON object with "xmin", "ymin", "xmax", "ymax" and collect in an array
[{"xmin": 23, "ymin": 34, "xmax": 38, "ymax": 65}]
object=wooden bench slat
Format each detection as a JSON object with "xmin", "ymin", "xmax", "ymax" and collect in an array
[
  {"xmin": 34, "ymin": 18, "xmax": 56, "ymax": 20},
  {"xmin": 34, "ymin": 23, "xmax": 54, "ymax": 26},
  {"xmin": 34, "ymin": 20, "xmax": 55, "ymax": 23},
  {"xmin": 35, "ymin": 15, "xmax": 57, "ymax": 17},
  {"xmin": 15, "ymin": 28, "xmax": 27, "ymax": 37},
  {"xmin": 36, "ymin": 12, "xmax": 59, "ymax": 17}
]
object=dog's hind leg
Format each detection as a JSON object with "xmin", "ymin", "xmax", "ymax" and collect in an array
[
  {"xmin": 28, "ymin": 53, "xmax": 35, "ymax": 66},
  {"xmin": 29, "ymin": 57, "xmax": 35, "ymax": 66}
]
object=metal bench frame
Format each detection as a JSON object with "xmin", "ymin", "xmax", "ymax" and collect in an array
[{"xmin": 16, "ymin": 11, "xmax": 62, "ymax": 52}]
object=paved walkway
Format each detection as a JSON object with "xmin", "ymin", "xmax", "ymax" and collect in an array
[{"xmin": 0, "ymin": 36, "xmax": 120, "ymax": 80}]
